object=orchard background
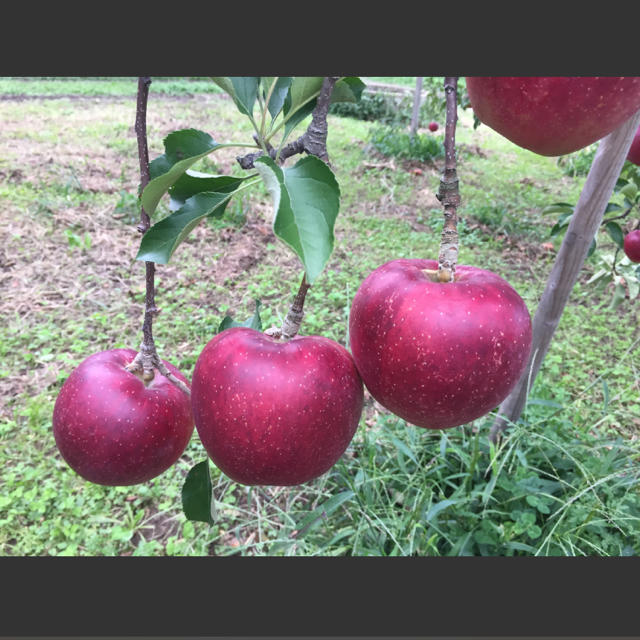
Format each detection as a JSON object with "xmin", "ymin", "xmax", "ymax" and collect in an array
[{"xmin": 1, "ymin": 77, "xmax": 639, "ymax": 556}]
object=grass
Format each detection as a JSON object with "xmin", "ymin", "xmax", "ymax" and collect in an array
[
  {"xmin": 0, "ymin": 77, "xmax": 222, "ymax": 97},
  {"xmin": 1, "ymin": 78, "xmax": 639, "ymax": 556}
]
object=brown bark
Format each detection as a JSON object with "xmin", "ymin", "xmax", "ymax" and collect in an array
[
  {"xmin": 436, "ymin": 77, "xmax": 460, "ymax": 282},
  {"xmin": 126, "ymin": 76, "xmax": 190, "ymax": 396}
]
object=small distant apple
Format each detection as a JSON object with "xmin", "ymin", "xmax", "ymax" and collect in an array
[
  {"xmin": 624, "ymin": 229, "xmax": 640, "ymax": 263},
  {"xmin": 428, "ymin": 121, "xmax": 439, "ymax": 132},
  {"xmin": 627, "ymin": 125, "xmax": 640, "ymax": 166},
  {"xmin": 53, "ymin": 349, "xmax": 194, "ymax": 486},
  {"xmin": 191, "ymin": 328, "xmax": 364, "ymax": 486},
  {"xmin": 349, "ymin": 259, "xmax": 532, "ymax": 430},
  {"xmin": 466, "ymin": 77, "xmax": 640, "ymax": 156}
]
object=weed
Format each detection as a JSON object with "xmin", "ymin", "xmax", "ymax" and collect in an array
[{"xmin": 369, "ymin": 125, "xmax": 445, "ymax": 164}]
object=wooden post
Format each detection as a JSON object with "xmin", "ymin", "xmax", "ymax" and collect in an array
[
  {"xmin": 489, "ymin": 110, "xmax": 640, "ymax": 442},
  {"xmin": 410, "ymin": 76, "xmax": 424, "ymax": 139}
]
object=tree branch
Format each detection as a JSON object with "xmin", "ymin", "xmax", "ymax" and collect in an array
[
  {"xmin": 264, "ymin": 274, "xmax": 311, "ymax": 341},
  {"xmin": 436, "ymin": 77, "xmax": 460, "ymax": 282},
  {"xmin": 489, "ymin": 109, "xmax": 640, "ymax": 443},
  {"xmin": 237, "ymin": 76, "xmax": 339, "ymax": 169},
  {"xmin": 125, "ymin": 76, "xmax": 190, "ymax": 396}
]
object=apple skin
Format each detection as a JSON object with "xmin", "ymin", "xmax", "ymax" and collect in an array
[
  {"xmin": 349, "ymin": 259, "xmax": 532, "ymax": 430},
  {"xmin": 191, "ymin": 328, "xmax": 364, "ymax": 486},
  {"xmin": 428, "ymin": 121, "xmax": 439, "ymax": 132},
  {"xmin": 624, "ymin": 230, "xmax": 640, "ymax": 263},
  {"xmin": 53, "ymin": 349, "xmax": 194, "ymax": 486},
  {"xmin": 466, "ymin": 77, "xmax": 640, "ymax": 156},
  {"xmin": 627, "ymin": 125, "xmax": 640, "ymax": 166}
]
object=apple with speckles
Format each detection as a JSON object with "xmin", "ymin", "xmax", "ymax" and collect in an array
[
  {"xmin": 349, "ymin": 259, "xmax": 532, "ymax": 430},
  {"xmin": 624, "ymin": 230, "xmax": 640, "ymax": 263},
  {"xmin": 627, "ymin": 124, "xmax": 640, "ymax": 166},
  {"xmin": 190, "ymin": 328, "xmax": 364, "ymax": 486},
  {"xmin": 53, "ymin": 349, "xmax": 194, "ymax": 486},
  {"xmin": 466, "ymin": 77, "xmax": 640, "ymax": 156}
]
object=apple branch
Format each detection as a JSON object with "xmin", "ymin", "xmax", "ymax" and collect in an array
[
  {"xmin": 489, "ymin": 109, "xmax": 640, "ymax": 443},
  {"xmin": 436, "ymin": 77, "xmax": 461, "ymax": 283},
  {"xmin": 124, "ymin": 76, "xmax": 190, "ymax": 396},
  {"xmin": 265, "ymin": 274, "xmax": 310, "ymax": 341},
  {"xmin": 237, "ymin": 76, "xmax": 339, "ymax": 169}
]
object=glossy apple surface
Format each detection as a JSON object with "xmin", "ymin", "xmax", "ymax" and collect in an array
[
  {"xmin": 53, "ymin": 349, "xmax": 194, "ymax": 486},
  {"xmin": 191, "ymin": 328, "xmax": 364, "ymax": 486},
  {"xmin": 627, "ymin": 125, "xmax": 640, "ymax": 166},
  {"xmin": 466, "ymin": 77, "xmax": 640, "ymax": 156},
  {"xmin": 624, "ymin": 230, "xmax": 640, "ymax": 263},
  {"xmin": 349, "ymin": 259, "xmax": 532, "ymax": 430}
]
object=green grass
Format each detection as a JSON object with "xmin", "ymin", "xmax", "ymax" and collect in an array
[
  {"xmin": 1, "ymin": 78, "xmax": 639, "ymax": 556},
  {"xmin": 0, "ymin": 77, "xmax": 222, "ymax": 97}
]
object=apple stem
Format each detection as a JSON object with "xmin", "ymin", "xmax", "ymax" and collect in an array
[
  {"xmin": 436, "ymin": 77, "xmax": 461, "ymax": 283},
  {"xmin": 124, "ymin": 77, "xmax": 190, "ymax": 396},
  {"xmin": 265, "ymin": 274, "xmax": 310, "ymax": 340}
]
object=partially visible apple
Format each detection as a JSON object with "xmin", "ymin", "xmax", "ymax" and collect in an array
[
  {"xmin": 349, "ymin": 259, "xmax": 532, "ymax": 430},
  {"xmin": 191, "ymin": 328, "xmax": 364, "ymax": 486},
  {"xmin": 428, "ymin": 121, "xmax": 439, "ymax": 132},
  {"xmin": 624, "ymin": 230, "xmax": 640, "ymax": 263},
  {"xmin": 627, "ymin": 124, "xmax": 640, "ymax": 166},
  {"xmin": 53, "ymin": 349, "xmax": 194, "ymax": 486},
  {"xmin": 466, "ymin": 77, "xmax": 640, "ymax": 156}
]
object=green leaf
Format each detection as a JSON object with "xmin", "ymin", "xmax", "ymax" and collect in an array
[
  {"xmin": 620, "ymin": 182, "xmax": 638, "ymax": 201},
  {"xmin": 279, "ymin": 77, "xmax": 365, "ymax": 140},
  {"xmin": 625, "ymin": 273, "xmax": 640, "ymax": 300},
  {"xmin": 604, "ymin": 202, "xmax": 623, "ymax": 214},
  {"xmin": 293, "ymin": 490, "xmax": 355, "ymax": 538},
  {"xmin": 218, "ymin": 300, "xmax": 263, "ymax": 333},
  {"xmin": 230, "ymin": 77, "xmax": 260, "ymax": 117},
  {"xmin": 605, "ymin": 222, "xmax": 625, "ymax": 249},
  {"xmin": 610, "ymin": 280, "xmax": 627, "ymax": 309},
  {"xmin": 542, "ymin": 202, "xmax": 574, "ymax": 215},
  {"xmin": 284, "ymin": 77, "xmax": 324, "ymax": 117},
  {"xmin": 143, "ymin": 129, "xmax": 220, "ymax": 217},
  {"xmin": 283, "ymin": 100, "xmax": 317, "ymax": 139},
  {"xmin": 169, "ymin": 172, "xmax": 247, "ymax": 211},
  {"xmin": 550, "ymin": 213, "xmax": 572, "ymax": 236},
  {"xmin": 390, "ymin": 436, "xmax": 418, "ymax": 464},
  {"xmin": 211, "ymin": 77, "xmax": 260, "ymax": 117},
  {"xmin": 181, "ymin": 460, "xmax": 214, "ymax": 525},
  {"xmin": 261, "ymin": 77, "xmax": 292, "ymax": 119},
  {"xmin": 281, "ymin": 77, "xmax": 324, "ymax": 139},
  {"xmin": 136, "ymin": 191, "xmax": 234, "ymax": 264},
  {"xmin": 473, "ymin": 530, "xmax": 496, "ymax": 546},
  {"xmin": 601, "ymin": 379, "xmax": 610, "ymax": 414},
  {"xmin": 527, "ymin": 524, "xmax": 542, "ymax": 540},
  {"xmin": 587, "ymin": 237, "xmax": 597, "ymax": 257},
  {"xmin": 331, "ymin": 77, "xmax": 366, "ymax": 103},
  {"xmin": 425, "ymin": 499, "xmax": 461, "ymax": 523},
  {"xmin": 254, "ymin": 155, "xmax": 340, "ymax": 284}
]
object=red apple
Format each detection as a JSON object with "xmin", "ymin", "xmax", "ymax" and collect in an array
[
  {"xmin": 53, "ymin": 349, "xmax": 194, "ymax": 486},
  {"xmin": 428, "ymin": 121, "xmax": 439, "ymax": 132},
  {"xmin": 349, "ymin": 259, "xmax": 532, "ymax": 430},
  {"xmin": 466, "ymin": 77, "xmax": 640, "ymax": 156},
  {"xmin": 624, "ymin": 230, "xmax": 640, "ymax": 263},
  {"xmin": 627, "ymin": 125, "xmax": 640, "ymax": 166},
  {"xmin": 191, "ymin": 328, "xmax": 364, "ymax": 486}
]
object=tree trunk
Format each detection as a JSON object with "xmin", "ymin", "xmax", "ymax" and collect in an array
[
  {"xmin": 489, "ymin": 109, "xmax": 640, "ymax": 443},
  {"xmin": 410, "ymin": 77, "xmax": 423, "ymax": 139}
]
